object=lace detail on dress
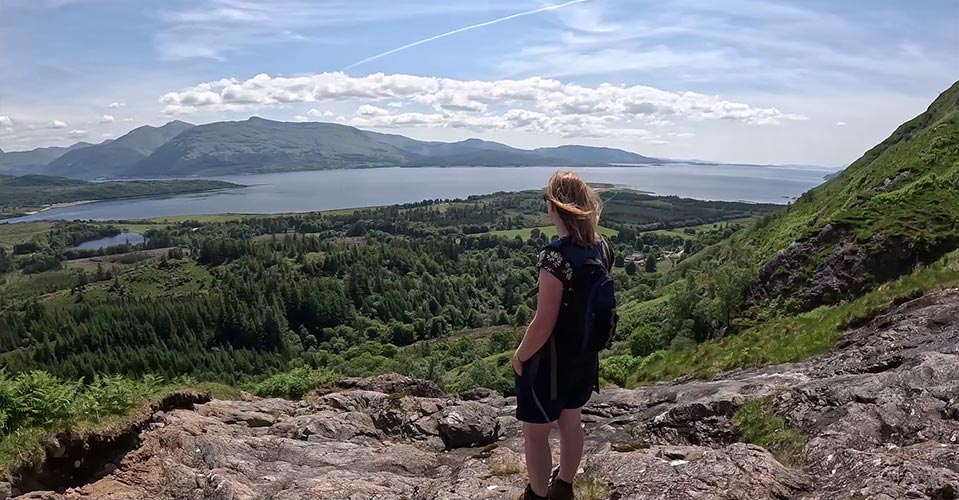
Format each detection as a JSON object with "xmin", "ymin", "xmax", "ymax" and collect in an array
[{"xmin": 538, "ymin": 248, "xmax": 574, "ymax": 284}]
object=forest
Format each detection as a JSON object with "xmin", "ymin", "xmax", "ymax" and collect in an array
[{"xmin": 0, "ymin": 188, "xmax": 776, "ymax": 395}]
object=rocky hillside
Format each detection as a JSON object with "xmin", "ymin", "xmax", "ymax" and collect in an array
[
  {"xmin": 7, "ymin": 287, "xmax": 958, "ymax": 500},
  {"xmin": 748, "ymin": 80, "xmax": 959, "ymax": 310}
]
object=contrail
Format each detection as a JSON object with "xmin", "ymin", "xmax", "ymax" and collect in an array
[{"xmin": 344, "ymin": 0, "xmax": 589, "ymax": 70}]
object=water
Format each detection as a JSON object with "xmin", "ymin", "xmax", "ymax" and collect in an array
[
  {"xmin": 4, "ymin": 164, "xmax": 834, "ymax": 223},
  {"xmin": 68, "ymin": 231, "xmax": 144, "ymax": 250}
]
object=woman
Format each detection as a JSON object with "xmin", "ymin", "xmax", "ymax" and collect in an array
[{"xmin": 512, "ymin": 171, "xmax": 612, "ymax": 500}]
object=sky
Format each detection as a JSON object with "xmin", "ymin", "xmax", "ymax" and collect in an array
[{"xmin": 0, "ymin": 0, "xmax": 956, "ymax": 166}]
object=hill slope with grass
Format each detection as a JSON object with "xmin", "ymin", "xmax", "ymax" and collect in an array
[{"xmin": 744, "ymin": 80, "xmax": 959, "ymax": 310}]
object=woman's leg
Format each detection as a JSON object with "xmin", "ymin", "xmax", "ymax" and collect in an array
[
  {"xmin": 523, "ymin": 421, "xmax": 553, "ymax": 496},
  {"xmin": 557, "ymin": 408, "xmax": 584, "ymax": 483}
]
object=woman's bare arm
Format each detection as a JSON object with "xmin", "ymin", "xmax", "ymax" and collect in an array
[{"xmin": 515, "ymin": 269, "xmax": 564, "ymax": 362}]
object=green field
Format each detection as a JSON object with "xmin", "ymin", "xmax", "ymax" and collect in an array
[
  {"xmin": 46, "ymin": 259, "xmax": 213, "ymax": 307},
  {"xmin": 642, "ymin": 217, "xmax": 753, "ymax": 240},
  {"xmin": 487, "ymin": 225, "xmax": 619, "ymax": 240},
  {"xmin": 0, "ymin": 222, "xmax": 53, "ymax": 249}
]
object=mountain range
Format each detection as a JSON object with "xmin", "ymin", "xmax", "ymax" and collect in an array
[{"xmin": 0, "ymin": 118, "xmax": 665, "ymax": 180}]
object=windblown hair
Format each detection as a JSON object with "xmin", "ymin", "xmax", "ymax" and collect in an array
[{"xmin": 545, "ymin": 170, "xmax": 602, "ymax": 247}]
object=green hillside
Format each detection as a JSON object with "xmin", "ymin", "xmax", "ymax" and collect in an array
[{"xmin": 746, "ymin": 80, "xmax": 959, "ymax": 309}]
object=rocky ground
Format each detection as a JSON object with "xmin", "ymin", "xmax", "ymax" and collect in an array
[{"xmin": 7, "ymin": 289, "xmax": 959, "ymax": 500}]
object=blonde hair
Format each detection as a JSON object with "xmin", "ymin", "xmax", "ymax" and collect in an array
[{"xmin": 545, "ymin": 170, "xmax": 602, "ymax": 247}]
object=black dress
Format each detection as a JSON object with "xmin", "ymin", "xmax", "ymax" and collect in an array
[{"xmin": 514, "ymin": 237, "xmax": 605, "ymax": 424}]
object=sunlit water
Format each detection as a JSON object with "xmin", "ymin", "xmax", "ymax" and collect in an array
[
  {"xmin": 5, "ymin": 164, "xmax": 835, "ymax": 223},
  {"xmin": 67, "ymin": 231, "xmax": 144, "ymax": 250}
]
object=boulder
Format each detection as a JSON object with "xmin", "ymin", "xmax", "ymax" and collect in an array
[{"xmin": 438, "ymin": 401, "xmax": 500, "ymax": 449}]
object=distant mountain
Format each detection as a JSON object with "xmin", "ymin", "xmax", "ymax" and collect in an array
[
  {"xmin": 0, "ymin": 142, "xmax": 94, "ymax": 174},
  {"xmin": 533, "ymin": 145, "xmax": 661, "ymax": 165},
  {"xmin": 43, "ymin": 121, "xmax": 194, "ymax": 179},
  {"xmin": 6, "ymin": 117, "xmax": 669, "ymax": 179},
  {"xmin": 366, "ymin": 133, "xmax": 566, "ymax": 166},
  {"xmin": 129, "ymin": 118, "xmax": 412, "ymax": 177},
  {"xmin": 125, "ymin": 118, "xmax": 665, "ymax": 178}
]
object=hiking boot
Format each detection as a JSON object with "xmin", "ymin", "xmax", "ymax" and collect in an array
[
  {"xmin": 548, "ymin": 467, "xmax": 575, "ymax": 500},
  {"xmin": 515, "ymin": 483, "xmax": 548, "ymax": 500}
]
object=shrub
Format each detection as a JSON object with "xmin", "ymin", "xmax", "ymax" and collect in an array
[
  {"xmin": 599, "ymin": 355, "xmax": 636, "ymax": 387},
  {"xmin": 0, "ymin": 371, "xmax": 79, "ymax": 434},
  {"xmin": 628, "ymin": 325, "xmax": 671, "ymax": 357},
  {"xmin": 252, "ymin": 367, "xmax": 336, "ymax": 399},
  {"xmin": 78, "ymin": 374, "xmax": 162, "ymax": 420},
  {"xmin": 734, "ymin": 400, "xmax": 807, "ymax": 466},
  {"xmin": 668, "ymin": 335, "xmax": 697, "ymax": 351}
]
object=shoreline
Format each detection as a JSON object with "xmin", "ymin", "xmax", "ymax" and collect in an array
[
  {"xmin": 29, "ymin": 199, "xmax": 101, "ymax": 216},
  {"xmin": 0, "ymin": 185, "xmax": 241, "ymax": 223}
]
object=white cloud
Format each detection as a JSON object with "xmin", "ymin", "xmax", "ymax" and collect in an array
[
  {"xmin": 356, "ymin": 104, "xmax": 391, "ymax": 117},
  {"xmin": 47, "ymin": 120, "xmax": 68, "ymax": 129},
  {"xmin": 99, "ymin": 114, "xmax": 115, "ymax": 123},
  {"xmin": 292, "ymin": 115, "xmax": 309, "ymax": 122},
  {"xmin": 835, "ymin": 121, "xmax": 847, "ymax": 126},
  {"xmin": 0, "ymin": 116, "xmax": 13, "ymax": 128},
  {"xmin": 108, "ymin": 102, "xmax": 126, "ymax": 109},
  {"xmin": 68, "ymin": 129, "xmax": 89, "ymax": 137},
  {"xmin": 307, "ymin": 108, "xmax": 334, "ymax": 118},
  {"xmin": 120, "ymin": 117, "xmax": 135, "ymax": 122},
  {"xmin": 647, "ymin": 139, "xmax": 669, "ymax": 145},
  {"xmin": 160, "ymin": 71, "xmax": 806, "ymax": 138},
  {"xmin": 101, "ymin": 133, "xmax": 115, "ymax": 139}
]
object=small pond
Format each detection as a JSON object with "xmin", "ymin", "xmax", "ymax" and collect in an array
[{"xmin": 68, "ymin": 231, "xmax": 145, "ymax": 250}]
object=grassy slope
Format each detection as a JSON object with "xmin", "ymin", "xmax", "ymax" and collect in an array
[
  {"xmin": 745, "ymin": 80, "xmax": 959, "ymax": 261},
  {"xmin": 0, "ymin": 222, "xmax": 53, "ymax": 250},
  {"xmin": 628, "ymin": 249, "xmax": 959, "ymax": 385}
]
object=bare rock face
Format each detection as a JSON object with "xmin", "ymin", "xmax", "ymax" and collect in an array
[
  {"xmin": 12, "ymin": 289, "xmax": 959, "ymax": 500},
  {"xmin": 437, "ymin": 401, "xmax": 500, "ymax": 449},
  {"xmin": 749, "ymin": 225, "xmax": 924, "ymax": 311},
  {"xmin": 330, "ymin": 373, "xmax": 445, "ymax": 398}
]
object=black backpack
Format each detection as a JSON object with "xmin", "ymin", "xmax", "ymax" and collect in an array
[{"xmin": 547, "ymin": 237, "xmax": 618, "ymax": 354}]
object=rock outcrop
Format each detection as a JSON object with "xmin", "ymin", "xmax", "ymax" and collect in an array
[
  {"xmin": 10, "ymin": 289, "xmax": 959, "ymax": 500},
  {"xmin": 749, "ymin": 224, "xmax": 922, "ymax": 311}
]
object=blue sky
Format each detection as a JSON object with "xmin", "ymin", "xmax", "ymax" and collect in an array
[{"xmin": 0, "ymin": 0, "xmax": 956, "ymax": 165}]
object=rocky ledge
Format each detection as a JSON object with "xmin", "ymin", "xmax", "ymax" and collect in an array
[{"xmin": 8, "ymin": 289, "xmax": 959, "ymax": 500}]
